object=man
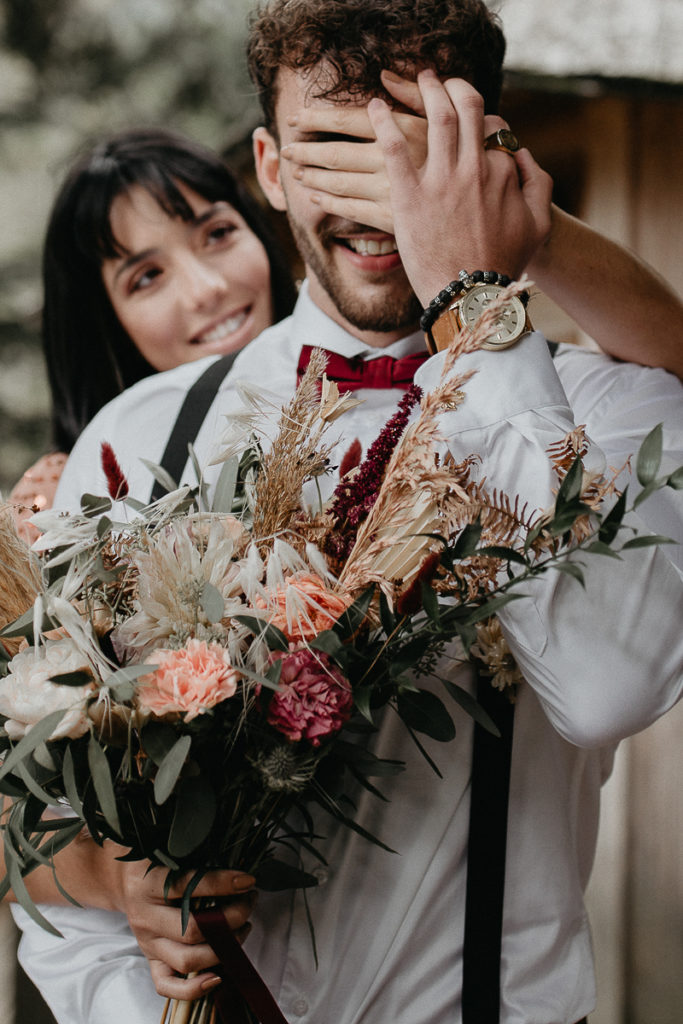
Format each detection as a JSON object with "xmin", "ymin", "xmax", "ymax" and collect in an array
[{"xmin": 13, "ymin": 2, "xmax": 683, "ymax": 1023}]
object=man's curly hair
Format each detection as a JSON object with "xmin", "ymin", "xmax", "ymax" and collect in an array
[{"xmin": 247, "ymin": 0, "xmax": 506, "ymax": 133}]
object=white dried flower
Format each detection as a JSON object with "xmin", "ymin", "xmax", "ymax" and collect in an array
[{"xmin": 0, "ymin": 638, "xmax": 95, "ymax": 740}]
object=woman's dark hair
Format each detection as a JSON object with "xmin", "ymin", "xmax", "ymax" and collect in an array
[{"xmin": 43, "ymin": 128, "xmax": 297, "ymax": 451}]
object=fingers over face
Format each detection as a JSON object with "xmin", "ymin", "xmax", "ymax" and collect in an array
[{"xmin": 281, "ymin": 138, "xmax": 380, "ymax": 173}]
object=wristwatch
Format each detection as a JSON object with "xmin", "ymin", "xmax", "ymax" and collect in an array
[{"xmin": 425, "ymin": 271, "xmax": 532, "ymax": 355}]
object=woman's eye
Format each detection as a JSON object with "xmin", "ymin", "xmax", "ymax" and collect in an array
[
  {"xmin": 130, "ymin": 266, "xmax": 162, "ymax": 293},
  {"xmin": 206, "ymin": 222, "xmax": 237, "ymax": 246}
]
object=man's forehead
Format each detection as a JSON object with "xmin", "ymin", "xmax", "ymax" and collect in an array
[{"xmin": 273, "ymin": 65, "xmax": 370, "ymax": 123}]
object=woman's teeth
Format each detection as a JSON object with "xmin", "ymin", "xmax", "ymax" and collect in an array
[
  {"xmin": 345, "ymin": 237, "xmax": 397, "ymax": 256},
  {"xmin": 196, "ymin": 310, "xmax": 248, "ymax": 344}
]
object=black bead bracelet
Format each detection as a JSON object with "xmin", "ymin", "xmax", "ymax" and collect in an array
[{"xmin": 420, "ymin": 269, "xmax": 521, "ymax": 333}]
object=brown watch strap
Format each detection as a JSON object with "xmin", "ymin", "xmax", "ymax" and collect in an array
[{"xmin": 426, "ymin": 305, "xmax": 460, "ymax": 355}]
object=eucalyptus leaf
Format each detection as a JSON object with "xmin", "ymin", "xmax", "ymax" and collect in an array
[
  {"xmin": 440, "ymin": 678, "xmax": 500, "ymax": 736},
  {"xmin": 200, "ymin": 582, "xmax": 225, "ymax": 624},
  {"xmin": 333, "ymin": 586, "xmax": 374, "ymax": 638},
  {"xmin": 667, "ymin": 466, "xmax": 683, "ymax": 490},
  {"xmin": 168, "ymin": 777, "xmax": 216, "ymax": 858},
  {"xmin": 6, "ymin": 853, "xmax": 63, "ymax": 937},
  {"xmin": 396, "ymin": 689, "xmax": 455, "ymax": 741},
  {"xmin": 598, "ymin": 489, "xmax": 628, "ymax": 544},
  {"xmin": 59, "ymin": 747, "xmax": 85, "ymax": 819},
  {"xmin": 48, "ymin": 670, "xmax": 93, "ymax": 688},
  {"xmin": 0, "ymin": 710, "xmax": 66, "ymax": 781},
  {"xmin": 154, "ymin": 735, "xmax": 192, "ymax": 805},
  {"xmin": 378, "ymin": 590, "xmax": 396, "ymax": 636},
  {"xmin": 233, "ymin": 615, "xmax": 289, "ymax": 652},
  {"xmin": 142, "ymin": 723, "xmax": 181, "ymax": 766},
  {"xmin": 80, "ymin": 493, "xmax": 112, "ymax": 517},
  {"xmin": 139, "ymin": 459, "xmax": 178, "ymax": 496},
  {"xmin": 636, "ymin": 423, "xmax": 663, "ymax": 487},
  {"xmin": 475, "ymin": 545, "xmax": 529, "ymax": 566},
  {"xmin": 255, "ymin": 859, "xmax": 318, "ymax": 891},
  {"xmin": 552, "ymin": 562, "xmax": 586, "ymax": 586},
  {"xmin": 0, "ymin": 606, "xmax": 56, "ymax": 641},
  {"xmin": 238, "ymin": 663, "xmax": 285, "ymax": 692},
  {"xmin": 450, "ymin": 521, "xmax": 482, "ymax": 559},
  {"xmin": 14, "ymin": 759, "xmax": 61, "ymax": 808},
  {"xmin": 621, "ymin": 534, "xmax": 675, "ymax": 550},
  {"xmin": 309, "ymin": 630, "xmax": 344, "ymax": 657},
  {"xmin": 555, "ymin": 456, "xmax": 583, "ymax": 506},
  {"xmin": 211, "ymin": 455, "xmax": 239, "ymax": 514},
  {"xmin": 87, "ymin": 736, "xmax": 121, "ymax": 836}
]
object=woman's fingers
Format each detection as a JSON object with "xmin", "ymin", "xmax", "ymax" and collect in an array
[{"xmin": 148, "ymin": 959, "xmax": 222, "ymax": 1001}]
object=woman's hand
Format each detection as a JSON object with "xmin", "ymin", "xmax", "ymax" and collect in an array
[
  {"xmin": 115, "ymin": 855, "xmax": 257, "ymax": 1000},
  {"xmin": 366, "ymin": 70, "xmax": 552, "ymax": 304}
]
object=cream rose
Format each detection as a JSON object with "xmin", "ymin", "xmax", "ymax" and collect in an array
[{"xmin": 0, "ymin": 638, "xmax": 96, "ymax": 741}]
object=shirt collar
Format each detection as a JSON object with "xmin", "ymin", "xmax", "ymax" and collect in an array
[{"xmin": 291, "ymin": 279, "xmax": 426, "ymax": 361}]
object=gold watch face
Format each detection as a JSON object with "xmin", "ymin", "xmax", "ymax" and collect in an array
[{"xmin": 459, "ymin": 283, "xmax": 527, "ymax": 349}]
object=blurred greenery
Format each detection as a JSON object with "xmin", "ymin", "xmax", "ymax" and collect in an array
[{"xmin": 0, "ymin": 0, "xmax": 261, "ymax": 494}]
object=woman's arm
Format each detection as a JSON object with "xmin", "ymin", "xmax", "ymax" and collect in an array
[
  {"xmin": 4, "ymin": 830, "xmax": 255, "ymax": 1000},
  {"xmin": 527, "ymin": 203, "xmax": 683, "ymax": 378},
  {"xmin": 282, "ymin": 72, "xmax": 683, "ymax": 380}
]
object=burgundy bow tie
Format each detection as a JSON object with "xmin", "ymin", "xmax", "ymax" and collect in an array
[{"xmin": 297, "ymin": 344, "xmax": 427, "ymax": 392}]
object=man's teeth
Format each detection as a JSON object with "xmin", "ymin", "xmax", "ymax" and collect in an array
[
  {"xmin": 346, "ymin": 237, "xmax": 397, "ymax": 256},
  {"xmin": 197, "ymin": 311, "xmax": 248, "ymax": 344}
]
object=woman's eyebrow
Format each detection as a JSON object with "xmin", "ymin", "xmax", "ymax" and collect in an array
[
  {"xmin": 112, "ymin": 204, "xmax": 233, "ymax": 282},
  {"xmin": 113, "ymin": 248, "xmax": 156, "ymax": 283},
  {"xmin": 191, "ymin": 202, "xmax": 233, "ymax": 226}
]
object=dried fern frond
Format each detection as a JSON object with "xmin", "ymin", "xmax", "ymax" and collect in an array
[
  {"xmin": 252, "ymin": 349, "xmax": 337, "ymax": 542},
  {"xmin": 0, "ymin": 504, "xmax": 43, "ymax": 656}
]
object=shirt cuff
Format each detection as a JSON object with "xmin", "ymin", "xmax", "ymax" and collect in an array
[{"xmin": 413, "ymin": 331, "xmax": 571, "ymax": 431}]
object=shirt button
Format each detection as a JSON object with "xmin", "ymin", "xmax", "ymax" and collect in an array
[
  {"xmin": 292, "ymin": 996, "xmax": 309, "ymax": 1016},
  {"xmin": 312, "ymin": 866, "xmax": 329, "ymax": 885}
]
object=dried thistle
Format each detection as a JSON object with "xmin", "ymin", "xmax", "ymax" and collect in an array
[{"xmin": 0, "ymin": 504, "xmax": 43, "ymax": 656}]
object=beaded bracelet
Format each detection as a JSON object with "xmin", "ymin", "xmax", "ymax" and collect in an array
[{"xmin": 419, "ymin": 270, "xmax": 513, "ymax": 333}]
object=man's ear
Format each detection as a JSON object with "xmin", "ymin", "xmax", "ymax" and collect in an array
[{"xmin": 253, "ymin": 127, "xmax": 286, "ymax": 212}]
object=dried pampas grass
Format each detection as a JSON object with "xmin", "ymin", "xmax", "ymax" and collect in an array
[{"xmin": 0, "ymin": 503, "xmax": 42, "ymax": 656}]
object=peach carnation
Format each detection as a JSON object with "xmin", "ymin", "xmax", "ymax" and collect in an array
[
  {"xmin": 266, "ymin": 573, "xmax": 351, "ymax": 642},
  {"xmin": 267, "ymin": 649, "xmax": 353, "ymax": 746},
  {"xmin": 136, "ymin": 638, "xmax": 239, "ymax": 721}
]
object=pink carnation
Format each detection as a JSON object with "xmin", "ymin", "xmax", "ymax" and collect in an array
[
  {"xmin": 136, "ymin": 638, "xmax": 239, "ymax": 721},
  {"xmin": 267, "ymin": 649, "xmax": 353, "ymax": 746}
]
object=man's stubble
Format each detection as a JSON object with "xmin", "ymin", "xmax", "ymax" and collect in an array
[{"xmin": 284, "ymin": 208, "xmax": 423, "ymax": 335}]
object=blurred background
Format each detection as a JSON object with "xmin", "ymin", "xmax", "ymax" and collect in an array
[{"xmin": 0, "ymin": 0, "xmax": 681, "ymax": 1021}]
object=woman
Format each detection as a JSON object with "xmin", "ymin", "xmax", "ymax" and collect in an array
[{"xmin": 10, "ymin": 128, "xmax": 298, "ymax": 539}]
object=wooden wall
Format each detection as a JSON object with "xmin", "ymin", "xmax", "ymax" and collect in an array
[{"xmin": 503, "ymin": 86, "xmax": 683, "ymax": 1024}]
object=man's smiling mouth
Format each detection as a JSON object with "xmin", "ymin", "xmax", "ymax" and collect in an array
[{"xmin": 343, "ymin": 237, "xmax": 398, "ymax": 256}]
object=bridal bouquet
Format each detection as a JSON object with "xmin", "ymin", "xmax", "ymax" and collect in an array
[{"xmin": 0, "ymin": 285, "xmax": 678, "ymax": 1024}]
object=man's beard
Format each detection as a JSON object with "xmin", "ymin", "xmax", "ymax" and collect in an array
[{"xmin": 286, "ymin": 212, "xmax": 422, "ymax": 334}]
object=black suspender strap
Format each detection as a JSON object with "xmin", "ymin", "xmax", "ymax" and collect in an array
[
  {"xmin": 462, "ymin": 675, "xmax": 515, "ymax": 1023},
  {"xmin": 149, "ymin": 353, "xmax": 237, "ymax": 503}
]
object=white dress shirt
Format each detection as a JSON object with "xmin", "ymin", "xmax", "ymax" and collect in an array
[{"xmin": 15, "ymin": 283, "xmax": 683, "ymax": 1024}]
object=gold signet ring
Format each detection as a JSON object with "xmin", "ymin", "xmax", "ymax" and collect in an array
[{"xmin": 483, "ymin": 128, "xmax": 521, "ymax": 155}]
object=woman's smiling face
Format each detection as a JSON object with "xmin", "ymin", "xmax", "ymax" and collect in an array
[{"xmin": 101, "ymin": 182, "xmax": 273, "ymax": 371}]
